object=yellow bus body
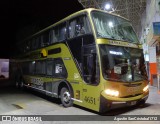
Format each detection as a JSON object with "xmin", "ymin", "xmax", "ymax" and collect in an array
[{"xmin": 13, "ymin": 8, "xmax": 149, "ymax": 113}]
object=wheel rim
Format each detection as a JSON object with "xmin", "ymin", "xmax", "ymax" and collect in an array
[{"xmin": 62, "ymin": 91, "xmax": 71, "ymax": 103}]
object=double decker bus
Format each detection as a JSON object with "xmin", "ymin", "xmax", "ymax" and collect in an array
[{"xmin": 14, "ymin": 8, "xmax": 149, "ymax": 113}]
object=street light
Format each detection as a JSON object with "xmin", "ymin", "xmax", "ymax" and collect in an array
[
  {"xmin": 104, "ymin": 3, "xmax": 114, "ymax": 12},
  {"xmin": 105, "ymin": 4, "xmax": 111, "ymax": 10}
]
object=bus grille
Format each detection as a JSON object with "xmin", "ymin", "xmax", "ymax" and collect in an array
[{"xmin": 120, "ymin": 93, "xmax": 142, "ymax": 98}]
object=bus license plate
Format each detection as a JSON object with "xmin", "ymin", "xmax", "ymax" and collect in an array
[
  {"xmin": 130, "ymin": 101, "xmax": 137, "ymax": 105},
  {"xmin": 127, "ymin": 101, "xmax": 137, "ymax": 106}
]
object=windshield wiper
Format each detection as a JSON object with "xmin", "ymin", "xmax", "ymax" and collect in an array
[
  {"xmin": 122, "ymin": 37, "xmax": 134, "ymax": 43},
  {"xmin": 97, "ymin": 32, "xmax": 118, "ymax": 40},
  {"xmin": 134, "ymin": 73, "xmax": 148, "ymax": 80},
  {"xmin": 116, "ymin": 63, "xmax": 128, "ymax": 66},
  {"xmin": 117, "ymin": 33, "xmax": 133, "ymax": 43}
]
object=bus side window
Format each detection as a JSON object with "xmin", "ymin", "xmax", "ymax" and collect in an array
[
  {"xmin": 41, "ymin": 31, "xmax": 49, "ymax": 47},
  {"xmin": 49, "ymin": 29, "xmax": 58, "ymax": 44},
  {"xmin": 29, "ymin": 61, "xmax": 35, "ymax": 75},
  {"xmin": 59, "ymin": 24, "xmax": 67, "ymax": 41},
  {"xmin": 54, "ymin": 23, "xmax": 66, "ymax": 42},
  {"xmin": 46, "ymin": 60, "xmax": 54, "ymax": 76},
  {"xmin": 54, "ymin": 58, "xmax": 67, "ymax": 78},
  {"xmin": 35, "ymin": 60, "xmax": 46, "ymax": 75},
  {"xmin": 69, "ymin": 15, "xmax": 90, "ymax": 38}
]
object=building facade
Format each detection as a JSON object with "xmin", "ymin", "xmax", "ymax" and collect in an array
[{"xmin": 140, "ymin": 0, "xmax": 160, "ymax": 85}]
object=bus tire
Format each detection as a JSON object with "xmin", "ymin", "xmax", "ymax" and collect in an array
[
  {"xmin": 137, "ymin": 99, "xmax": 146, "ymax": 107},
  {"xmin": 60, "ymin": 87, "xmax": 73, "ymax": 107}
]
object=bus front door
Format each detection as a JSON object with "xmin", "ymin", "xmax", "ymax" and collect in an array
[{"xmin": 81, "ymin": 45, "xmax": 101, "ymax": 111}]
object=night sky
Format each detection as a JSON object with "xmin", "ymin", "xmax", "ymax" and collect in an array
[{"xmin": 1, "ymin": 0, "xmax": 83, "ymax": 58}]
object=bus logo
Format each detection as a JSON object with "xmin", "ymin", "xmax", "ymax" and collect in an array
[{"xmin": 127, "ymin": 86, "xmax": 140, "ymax": 93}]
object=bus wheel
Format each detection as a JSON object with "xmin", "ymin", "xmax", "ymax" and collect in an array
[
  {"xmin": 136, "ymin": 99, "xmax": 146, "ymax": 107},
  {"xmin": 60, "ymin": 87, "xmax": 73, "ymax": 107}
]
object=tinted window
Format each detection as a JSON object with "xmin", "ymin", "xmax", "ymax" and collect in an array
[
  {"xmin": 54, "ymin": 23, "xmax": 66, "ymax": 42},
  {"xmin": 46, "ymin": 60, "xmax": 54, "ymax": 76},
  {"xmin": 29, "ymin": 61, "xmax": 35, "ymax": 75},
  {"xmin": 69, "ymin": 15, "xmax": 91, "ymax": 38},
  {"xmin": 35, "ymin": 60, "xmax": 46, "ymax": 75},
  {"xmin": 41, "ymin": 31, "xmax": 49, "ymax": 47},
  {"xmin": 49, "ymin": 29, "xmax": 58, "ymax": 44}
]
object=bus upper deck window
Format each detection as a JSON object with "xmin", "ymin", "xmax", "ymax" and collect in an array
[
  {"xmin": 53, "ymin": 23, "xmax": 66, "ymax": 42},
  {"xmin": 69, "ymin": 15, "xmax": 90, "ymax": 38},
  {"xmin": 49, "ymin": 29, "xmax": 58, "ymax": 44}
]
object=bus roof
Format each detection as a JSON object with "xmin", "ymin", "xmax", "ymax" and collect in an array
[{"xmin": 22, "ymin": 8, "xmax": 129, "ymax": 41}]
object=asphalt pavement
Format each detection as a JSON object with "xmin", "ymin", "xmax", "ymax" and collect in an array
[{"xmin": 0, "ymin": 83, "xmax": 160, "ymax": 124}]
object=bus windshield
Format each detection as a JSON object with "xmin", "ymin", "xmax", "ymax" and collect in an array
[
  {"xmin": 100, "ymin": 45, "xmax": 147, "ymax": 82},
  {"xmin": 91, "ymin": 11, "xmax": 139, "ymax": 43}
]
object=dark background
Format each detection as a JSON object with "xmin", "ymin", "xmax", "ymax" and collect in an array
[{"xmin": 1, "ymin": 0, "xmax": 83, "ymax": 58}]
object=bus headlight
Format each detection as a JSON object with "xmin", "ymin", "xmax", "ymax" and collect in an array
[
  {"xmin": 143, "ymin": 85, "xmax": 149, "ymax": 92},
  {"xmin": 105, "ymin": 89, "xmax": 119, "ymax": 97}
]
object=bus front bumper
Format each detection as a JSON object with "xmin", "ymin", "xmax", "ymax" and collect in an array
[{"xmin": 99, "ymin": 91, "xmax": 149, "ymax": 113}]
